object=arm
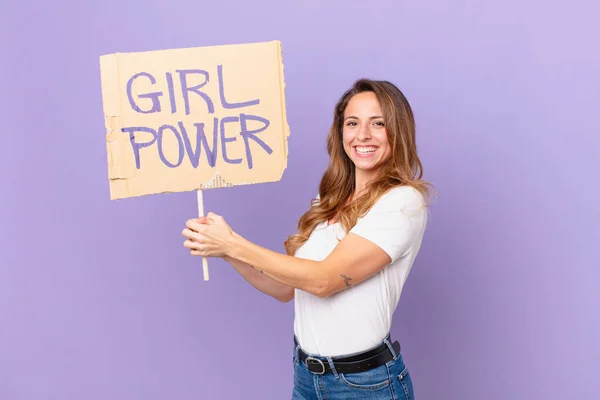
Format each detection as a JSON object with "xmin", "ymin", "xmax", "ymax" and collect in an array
[
  {"xmin": 185, "ymin": 187, "xmax": 425, "ymax": 298},
  {"xmin": 225, "ymin": 187, "xmax": 425, "ymax": 298},
  {"xmin": 228, "ymin": 232, "xmax": 392, "ymax": 298},
  {"xmin": 222, "ymin": 255, "xmax": 294, "ymax": 303}
]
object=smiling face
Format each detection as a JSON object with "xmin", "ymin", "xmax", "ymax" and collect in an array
[{"xmin": 342, "ymin": 91, "xmax": 392, "ymax": 188}]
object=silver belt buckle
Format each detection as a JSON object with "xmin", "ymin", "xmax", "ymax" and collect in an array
[{"xmin": 305, "ymin": 357, "xmax": 326, "ymax": 374}]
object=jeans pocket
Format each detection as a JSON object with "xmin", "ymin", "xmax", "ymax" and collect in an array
[
  {"xmin": 339, "ymin": 364, "xmax": 391, "ymax": 391},
  {"xmin": 397, "ymin": 366, "xmax": 414, "ymax": 399}
]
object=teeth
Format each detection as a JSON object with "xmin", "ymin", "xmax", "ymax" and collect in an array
[{"xmin": 356, "ymin": 146, "xmax": 377, "ymax": 154}]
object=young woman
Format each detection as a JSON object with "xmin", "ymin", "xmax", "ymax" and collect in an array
[{"xmin": 182, "ymin": 78, "xmax": 434, "ymax": 399}]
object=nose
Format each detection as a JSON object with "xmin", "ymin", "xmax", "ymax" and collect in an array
[{"xmin": 357, "ymin": 124, "xmax": 372, "ymax": 141}]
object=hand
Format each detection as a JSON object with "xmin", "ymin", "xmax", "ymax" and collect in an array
[{"xmin": 182, "ymin": 212, "xmax": 235, "ymax": 258}]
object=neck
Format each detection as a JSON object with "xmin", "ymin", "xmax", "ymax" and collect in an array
[{"xmin": 354, "ymin": 169, "xmax": 376, "ymax": 194}]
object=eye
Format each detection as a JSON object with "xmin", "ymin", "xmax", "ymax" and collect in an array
[
  {"xmin": 374, "ymin": 120, "xmax": 385, "ymax": 127},
  {"xmin": 346, "ymin": 121, "xmax": 357, "ymax": 126}
]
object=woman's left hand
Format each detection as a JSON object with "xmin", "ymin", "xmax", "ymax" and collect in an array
[{"xmin": 182, "ymin": 212, "xmax": 235, "ymax": 258}]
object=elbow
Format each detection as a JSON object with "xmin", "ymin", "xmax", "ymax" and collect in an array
[
  {"xmin": 304, "ymin": 267, "xmax": 340, "ymax": 299},
  {"xmin": 313, "ymin": 274, "xmax": 350, "ymax": 298},
  {"xmin": 314, "ymin": 286, "xmax": 339, "ymax": 298},
  {"xmin": 309, "ymin": 264, "xmax": 346, "ymax": 298},
  {"xmin": 276, "ymin": 288, "xmax": 295, "ymax": 303},
  {"xmin": 314, "ymin": 288, "xmax": 331, "ymax": 298},
  {"xmin": 312, "ymin": 279, "xmax": 335, "ymax": 299}
]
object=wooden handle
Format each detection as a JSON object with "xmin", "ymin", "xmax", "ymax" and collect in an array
[{"xmin": 197, "ymin": 190, "xmax": 209, "ymax": 281}]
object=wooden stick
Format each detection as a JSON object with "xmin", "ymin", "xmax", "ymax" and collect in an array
[{"xmin": 197, "ymin": 190, "xmax": 209, "ymax": 281}]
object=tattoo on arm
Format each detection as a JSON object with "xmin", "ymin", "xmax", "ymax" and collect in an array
[{"xmin": 341, "ymin": 274, "xmax": 352, "ymax": 287}]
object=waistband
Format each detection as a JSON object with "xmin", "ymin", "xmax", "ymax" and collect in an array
[{"xmin": 293, "ymin": 334, "xmax": 401, "ymax": 375}]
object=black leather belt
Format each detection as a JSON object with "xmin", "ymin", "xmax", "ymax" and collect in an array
[{"xmin": 296, "ymin": 339, "xmax": 401, "ymax": 375}]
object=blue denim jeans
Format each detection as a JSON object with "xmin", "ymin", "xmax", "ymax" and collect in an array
[{"xmin": 291, "ymin": 336, "xmax": 414, "ymax": 399}]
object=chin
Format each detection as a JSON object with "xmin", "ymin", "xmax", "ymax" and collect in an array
[
  {"xmin": 352, "ymin": 159, "xmax": 374, "ymax": 169},
  {"xmin": 352, "ymin": 156, "xmax": 382, "ymax": 169}
]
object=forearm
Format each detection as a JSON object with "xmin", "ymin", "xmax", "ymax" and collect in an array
[
  {"xmin": 222, "ymin": 255, "xmax": 294, "ymax": 302},
  {"xmin": 227, "ymin": 233, "xmax": 329, "ymax": 297}
]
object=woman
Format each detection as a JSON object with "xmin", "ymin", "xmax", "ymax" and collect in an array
[{"xmin": 182, "ymin": 78, "xmax": 434, "ymax": 399}]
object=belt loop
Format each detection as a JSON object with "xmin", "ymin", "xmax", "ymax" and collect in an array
[
  {"xmin": 294, "ymin": 345, "xmax": 300, "ymax": 366},
  {"xmin": 293, "ymin": 336, "xmax": 300, "ymax": 366},
  {"xmin": 383, "ymin": 335, "xmax": 398, "ymax": 360},
  {"xmin": 326, "ymin": 356, "xmax": 339, "ymax": 378}
]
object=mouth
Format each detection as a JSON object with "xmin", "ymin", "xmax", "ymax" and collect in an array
[{"xmin": 353, "ymin": 145, "xmax": 379, "ymax": 156}]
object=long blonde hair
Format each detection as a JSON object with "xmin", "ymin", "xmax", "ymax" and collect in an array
[{"xmin": 284, "ymin": 79, "xmax": 435, "ymax": 256}]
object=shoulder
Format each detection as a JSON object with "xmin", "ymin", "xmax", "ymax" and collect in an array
[
  {"xmin": 348, "ymin": 185, "xmax": 428, "ymax": 263},
  {"xmin": 369, "ymin": 185, "xmax": 426, "ymax": 215},
  {"xmin": 381, "ymin": 185, "xmax": 423, "ymax": 203}
]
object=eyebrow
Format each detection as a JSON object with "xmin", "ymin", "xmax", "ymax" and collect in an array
[{"xmin": 344, "ymin": 115, "xmax": 383, "ymax": 120}]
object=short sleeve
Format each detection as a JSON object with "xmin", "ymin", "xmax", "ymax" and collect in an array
[{"xmin": 349, "ymin": 186, "xmax": 427, "ymax": 263}]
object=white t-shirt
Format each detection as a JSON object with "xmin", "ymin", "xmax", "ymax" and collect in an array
[{"xmin": 293, "ymin": 185, "xmax": 428, "ymax": 357}]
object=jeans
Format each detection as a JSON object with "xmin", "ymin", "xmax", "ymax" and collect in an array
[{"xmin": 291, "ymin": 337, "xmax": 414, "ymax": 400}]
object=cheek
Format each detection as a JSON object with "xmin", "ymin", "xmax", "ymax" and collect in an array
[
  {"xmin": 378, "ymin": 133, "xmax": 392, "ymax": 158},
  {"xmin": 376, "ymin": 132, "xmax": 390, "ymax": 148},
  {"xmin": 342, "ymin": 130, "xmax": 353, "ymax": 146}
]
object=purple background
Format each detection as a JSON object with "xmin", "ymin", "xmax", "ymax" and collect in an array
[{"xmin": 1, "ymin": 1, "xmax": 598, "ymax": 399}]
